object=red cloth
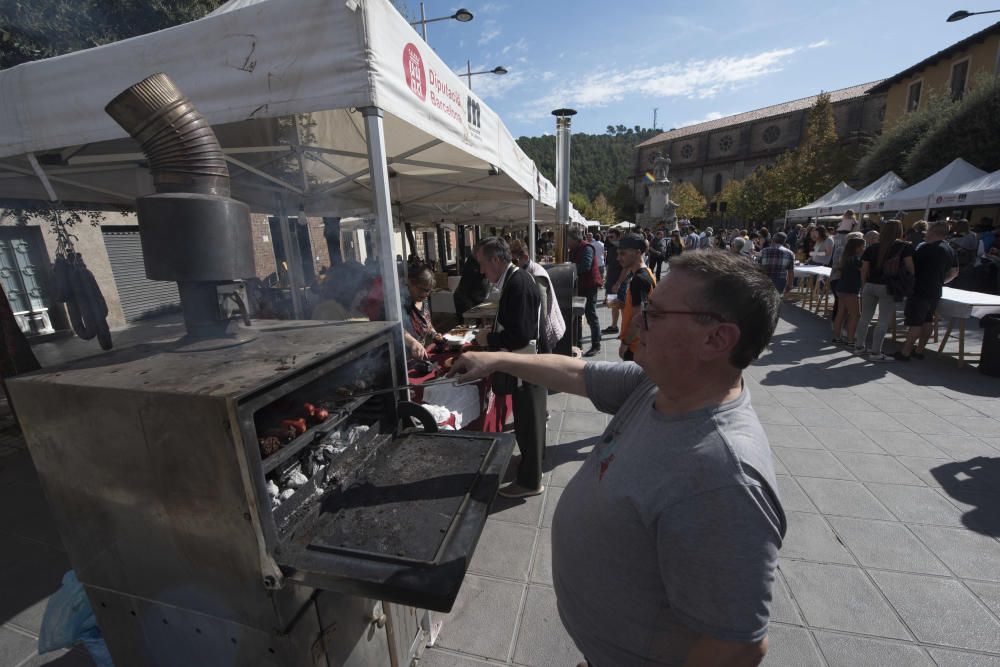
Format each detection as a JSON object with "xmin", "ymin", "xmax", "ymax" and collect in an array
[{"xmin": 571, "ymin": 240, "xmax": 603, "ymax": 292}]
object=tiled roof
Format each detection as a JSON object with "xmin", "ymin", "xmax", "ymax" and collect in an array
[
  {"xmin": 867, "ymin": 21, "xmax": 1000, "ymax": 93},
  {"xmin": 635, "ymin": 81, "xmax": 883, "ymax": 148}
]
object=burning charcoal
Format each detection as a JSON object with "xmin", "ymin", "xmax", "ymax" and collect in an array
[
  {"xmin": 259, "ymin": 437, "xmax": 282, "ymax": 457},
  {"xmin": 264, "ymin": 426, "xmax": 296, "ymax": 442},
  {"xmin": 279, "ymin": 488, "xmax": 296, "ymax": 501},
  {"xmin": 266, "ymin": 480, "xmax": 280, "ymax": 498}
]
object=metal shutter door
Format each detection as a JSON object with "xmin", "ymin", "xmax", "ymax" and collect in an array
[{"xmin": 103, "ymin": 229, "xmax": 180, "ymax": 323}]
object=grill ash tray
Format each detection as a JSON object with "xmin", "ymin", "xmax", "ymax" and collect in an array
[{"xmin": 274, "ymin": 431, "xmax": 514, "ymax": 612}]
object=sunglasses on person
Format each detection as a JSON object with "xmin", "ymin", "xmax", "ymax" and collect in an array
[{"xmin": 640, "ymin": 300, "xmax": 728, "ymax": 331}]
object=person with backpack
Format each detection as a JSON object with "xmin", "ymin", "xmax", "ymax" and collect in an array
[{"xmin": 853, "ymin": 220, "xmax": 915, "ymax": 362}]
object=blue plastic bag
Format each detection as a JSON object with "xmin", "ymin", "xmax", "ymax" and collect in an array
[{"xmin": 38, "ymin": 570, "xmax": 114, "ymax": 666}]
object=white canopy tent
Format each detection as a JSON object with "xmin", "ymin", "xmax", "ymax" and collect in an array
[
  {"xmin": 0, "ymin": 0, "xmax": 559, "ymax": 325},
  {"xmin": 785, "ymin": 182, "xmax": 856, "ymax": 220},
  {"xmin": 612, "ymin": 221, "xmax": 636, "ymax": 230},
  {"xmin": 824, "ymin": 172, "xmax": 908, "ymax": 216},
  {"xmin": 929, "ymin": 167, "xmax": 1000, "ymax": 209},
  {"xmin": 869, "ymin": 158, "xmax": 986, "ymax": 214}
]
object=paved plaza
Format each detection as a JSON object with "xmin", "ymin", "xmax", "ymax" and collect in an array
[{"xmin": 2, "ymin": 300, "xmax": 999, "ymax": 666}]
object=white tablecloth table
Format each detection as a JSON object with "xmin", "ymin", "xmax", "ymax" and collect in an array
[
  {"xmin": 935, "ymin": 287, "xmax": 1000, "ymax": 366},
  {"xmin": 793, "ymin": 265, "xmax": 832, "ymax": 313}
]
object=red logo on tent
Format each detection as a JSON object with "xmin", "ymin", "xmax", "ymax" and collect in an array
[{"xmin": 403, "ymin": 43, "xmax": 426, "ymax": 102}]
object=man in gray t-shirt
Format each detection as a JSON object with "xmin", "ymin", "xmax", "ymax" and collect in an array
[{"xmin": 450, "ymin": 250, "xmax": 785, "ymax": 665}]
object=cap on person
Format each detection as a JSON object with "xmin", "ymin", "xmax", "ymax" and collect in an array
[{"xmin": 618, "ymin": 233, "xmax": 647, "ymax": 251}]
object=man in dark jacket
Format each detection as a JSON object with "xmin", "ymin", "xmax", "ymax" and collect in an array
[
  {"xmin": 568, "ymin": 228, "xmax": 603, "ymax": 358},
  {"xmin": 475, "ymin": 237, "xmax": 547, "ymax": 497}
]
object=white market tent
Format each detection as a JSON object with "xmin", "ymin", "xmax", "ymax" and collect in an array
[
  {"xmin": 785, "ymin": 182, "xmax": 856, "ymax": 220},
  {"xmin": 929, "ymin": 167, "xmax": 1000, "ymax": 209},
  {"xmin": 612, "ymin": 221, "xmax": 636, "ymax": 230},
  {"xmin": 870, "ymin": 158, "xmax": 986, "ymax": 214},
  {"xmin": 825, "ymin": 172, "xmax": 908, "ymax": 216},
  {"xmin": 0, "ymin": 0, "xmax": 560, "ymax": 323}
]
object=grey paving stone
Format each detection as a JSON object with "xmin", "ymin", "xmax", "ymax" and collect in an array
[
  {"xmin": 869, "ymin": 569, "xmax": 1000, "ymax": 653},
  {"xmin": 0, "ymin": 534, "xmax": 71, "ymax": 637},
  {"xmin": 541, "ymin": 487, "xmax": 562, "ymax": 529},
  {"xmin": 760, "ymin": 624, "xmax": 824, "ymax": 666},
  {"xmin": 823, "ymin": 394, "xmax": 884, "ymax": 413},
  {"xmin": 767, "ymin": 390, "xmax": 827, "ymax": 408},
  {"xmin": 865, "ymin": 483, "xmax": 966, "ymax": 527},
  {"xmin": 775, "ymin": 475, "xmax": 818, "ymax": 513},
  {"xmin": 826, "ymin": 516, "xmax": 949, "ymax": 575},
  {"xmin": 812, "ymin": 630, "xmax": 934, "ymax": 667},
  {"xmin": 833, "ymin": 452, "xmax": 926, "ymax": 485},
  {"xmin": 900, "ymin": 412, "xmax": 969, "ymax": 435},
  {"xmin": 770, "ymin": 570, "xmax": 803, "ymax": 625},
  {"xmin": 790, "ymin": 408, "xmax": 845, "ymax": 429},
  {"xmin": 874, "ymin": 397, "xmax": 931, "ymax": 414},
  {"xmin": 418, "ymin": 648, "xmax": 493, "ymax": 666},
  {"xmin": 908, "ymin": 524, "xmax": 1000, "ymax": 582},
  {"xmin": 926, "ymin": 648, "xmax": 1000, "ymax": 667},
  {"xmin": 797, "ymin": 477, "xmax": 896, "ymax": 520},
  {"xmin": 548, "ymin": 457, "xmax": 584, "ymax": 488},
  {"xmin": 468, "ymin": 521, "xmax": 537, "ymax": 581},
  {"xmin": 967, "ymin": 580, "xmax": 1000, "ymax": 617},
  {"xmin": 556, "ymin": 431, "xmax": 597, "ymax": 446},
  {"xmin": 565, "ymin": 395, "xmax": 597, "ymax": 412},
  {"xmin": 944, "ymin": 416, "xmax": 1000, "ymax": 439},
  {"xmin": 560, "ymin": 411, "xmax": 607, "ymax": 435},
  {"xmin": 842, "ymin": 411, "xmax": 910, "ymax": 433},
  {"xmin": 512, "ymin": 586, "xmax": 584, "ymax": 666},
  {"xmin": 896, "ymin": 456, "xmax": 951, "ymax": 487},
  {"xmin": 529, "ymin": 529, "xmax": 552, "ymax": 586},
  {"xmin": 864, "ymin": 430, "xmax": 948, "ymax": 458},
  {"xmin": 808, "ymin": 427, "xmax": 887, "ymax": 454},
  {"xmin": 771, "ymin": 456, "xmax": 790, "ymax": 476},
  {"xmin": 17, "ymin": 648, "xmax": 100, "ymax": 665},
  {"xmin": 779, "ymin": 560, "xmax": 910, "ymax": 639},
  {"xmin": 490, "ymin": 489, "xmax": 546, "ymax": 527},
  {"xmin": 754, "ymin": 405, "xmax": 801, "ymax": 426},
  {"xmin": 922, "ymin": 434, "xmax": 1000, "ymax": 461},
  {"xmin": 763, "ymin": 425, "xmax": 824, "ymax": 450},
  {"xmin": 0, "ymin": 626, "xmax": 37, "ymax": 667},
  {"xmin": 773, "ymin": 448, "xmax": 855, "ymax": 480},
  {"xmin": 434, "ymin": 574, "xmax": 525, "ymax": 661},
  {"xmin": 914, "ymin": 398, "xmax": 987, "ymax": 418},
  {"xmin": 545, "ymin": 410, "xmax": 565, "ymax": 432},
  {"xmin": 0, "ymin": 481, "xmax": 65, "ymax": 551},
  {"xmin": 781, "ymin": 511, "xmax": 856, "ymax": 565}
]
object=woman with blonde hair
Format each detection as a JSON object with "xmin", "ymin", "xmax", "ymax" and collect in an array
[{"xmin": 854, "ymin": 219, "xmax": 915, "ymax": 361}]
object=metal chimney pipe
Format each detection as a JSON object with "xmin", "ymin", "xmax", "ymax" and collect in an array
[
  {"xmin": 552, "ymin": 109, "xmax": 576, "ymax": 227},
  {"xmin": 106, "ymin": 73, "xmax": 255, "ymax": 338}
]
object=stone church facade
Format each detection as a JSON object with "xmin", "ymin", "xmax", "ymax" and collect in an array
[{"xmin": 633, "ymin": 81, "xmax": 887, "ymax": 214}]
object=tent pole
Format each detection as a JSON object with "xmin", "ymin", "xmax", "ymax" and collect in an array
[
  {"xmin": 277, "ymin": 197, "xmax": 304, "ymax": 319},
  {"xmin": 529, "ymin": 199, "xmax": 537, "ymax": 260},
  {"xmin": 361, "ymin": 107, "xmax": 405, "ymax": 346}
]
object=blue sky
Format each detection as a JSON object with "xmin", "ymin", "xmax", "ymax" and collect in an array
[{"xmin": 411, "ymin": 0, "xmax": 1000, "ymax": 138}]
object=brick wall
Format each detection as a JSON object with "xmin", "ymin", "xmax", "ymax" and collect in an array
[{"xmin": 249, "ymin": 213, "xmax": 277, "ymax": 279}]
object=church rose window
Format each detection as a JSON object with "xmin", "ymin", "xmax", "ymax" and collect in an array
[
  {"xmin": 719, "ymin": 135, "xmax": 734, "ymax": 152},
  {"xmin": 680, "ymin": 144, "xmax": 694, "ymax": 159},
  {"xmin": 762, "ymin": 125, "xmax": 781, "ymax": 144}
]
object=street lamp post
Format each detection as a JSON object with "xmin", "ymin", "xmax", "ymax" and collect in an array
[
  {"xmin": 410, "ymin": 3, "xmax": 474, "ymax": 44},
  {"xmin": 946, "ymin": 8, "xmax": 1000, "ymax": 21},
  {"xmin": 462, "ymin": 61, "xmax": 508, "ymax": 90}
]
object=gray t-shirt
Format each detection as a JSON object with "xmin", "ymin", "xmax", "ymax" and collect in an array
[{"xmin": 551, "ymin": 362, "xmax": 785, "ymax": 666}]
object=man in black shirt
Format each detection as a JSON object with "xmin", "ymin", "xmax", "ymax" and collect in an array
[
  {"xmin": 602, "ymin": 229, "xmax": 623, "ymax": 335},
  {"xmin": 893, "ymin": 221, "xmax": 959, "ymax": 361}
]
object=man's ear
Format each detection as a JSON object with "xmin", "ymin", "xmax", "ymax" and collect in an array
[{"xmin": 701, "ymin": 322, "xmax": 740, "ymax": 363}]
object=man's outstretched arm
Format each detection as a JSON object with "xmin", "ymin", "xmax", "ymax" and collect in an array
[{"xmin": 449, "ymin": 351, "xmax": 588, "ymax": 396}]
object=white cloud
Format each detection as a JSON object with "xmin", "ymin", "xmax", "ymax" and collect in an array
[
  {"xmin": 466, "ymin": 68, "xmax": 525, "ymax": 100},
  {"xmin": 512, "ymin": 47, "xmax": 799, "ymax": 122},
  {"xmin": 808, "ymin": 39, "xmax": 831, "ymax": 49},
  {"xmin": 541, "ymin": 71, "xmax": 555, "ymax": 81},
  {"xmin": 477, "ymin": 2, "xmax": 508, "ymax": 13},
  {"xmin": 501, "ymin": 37, "xmax": 528, "ymax": 55},
  {"xmin": 478, "ymin": 21, "xmax": 501, "ymax": 46}
]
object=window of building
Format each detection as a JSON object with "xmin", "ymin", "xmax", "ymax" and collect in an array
[
  {"xmin": 709, "ymin": 202, "xmax": 717, "ymax": 213},
  {"xmin": 714, "ymin": 173, "xmax": 723, "ymax": 194},
  {"xmin": 907, "ymin": 80, "xmax": 922, "ymax": 112},
  {"xmin": 950, "ymin": 58, "xmax": 970, "ymax": 101},
  {"xmin": 718, "ymin": 135, "xmax": 734, "ymax": 153},
  {"xmin": 762, "ymin": 125, "xmax": 781, "ymax": 144},
  {"xmin": 680, "ymin": 144, "xmax": 694, "ymax": 159}
]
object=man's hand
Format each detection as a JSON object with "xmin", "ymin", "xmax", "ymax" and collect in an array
[
  {"xmin": 448, "ymin": 352, "xmax": 497, "ymax": 383},
  {"xmin": 405, "ymin": 332, "xmax": 429, "ymax": 360},
  {"xmin": 618, "ymin": 342, "xmax": 629, "ymax": 359}
]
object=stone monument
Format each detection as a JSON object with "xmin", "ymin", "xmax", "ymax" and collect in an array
[{"xmin": 638, "ymin": 152, "xmax": 679, "ymax": 231}]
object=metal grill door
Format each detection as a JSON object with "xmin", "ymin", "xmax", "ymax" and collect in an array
[{"xmin": 103, "ymin": 228, "xmax": 180, "ymax": 322}]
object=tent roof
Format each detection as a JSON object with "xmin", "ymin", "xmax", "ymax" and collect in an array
[
  {"xmin": 786, "ymin": 182, "xmax": 857, "ymax": 219},
  {"xmin": 0, "ymin": 0, "xmax": 550, "ymax": 223},
  {"xmin": 929, "ymin": 167, "xmax": 1000, "ymax": 209},
  {"xmin": 822, "ymin": 172, "xmax": 908, "ymax": 216},
  {"xmin": 872, "ymin": 158, "xmax": 986, "ymax": 213}
]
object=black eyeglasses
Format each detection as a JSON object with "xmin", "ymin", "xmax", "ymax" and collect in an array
[{"xmin": 640, "ymin": 301, "xmax": 728, "ymax": 331}]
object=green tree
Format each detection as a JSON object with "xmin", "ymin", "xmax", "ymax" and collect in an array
[
  {"xmin": 856, "ymin": 93, "xmax": 957, "ymax": 184},
  {"xmin": 904, "ymin": 74, "xmax": 1000, "ymax": 182},
  {"xmin": 671, "ymin": 182, "xmax": 708, "ymax": 220},
  {"xmin": 569, "ymin": 192, "xmax": 591, "ymax": 215},
  {"xmin": 610, "ymin": 183, "xmax": 637, "ymax": 222},
  {"xmin": 0, "ymin": 0, "xmax": 226, "ymax": 69},
  {"xmin": 587, "ymin": 193, "xmax": 617, "ymax": 225}
]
